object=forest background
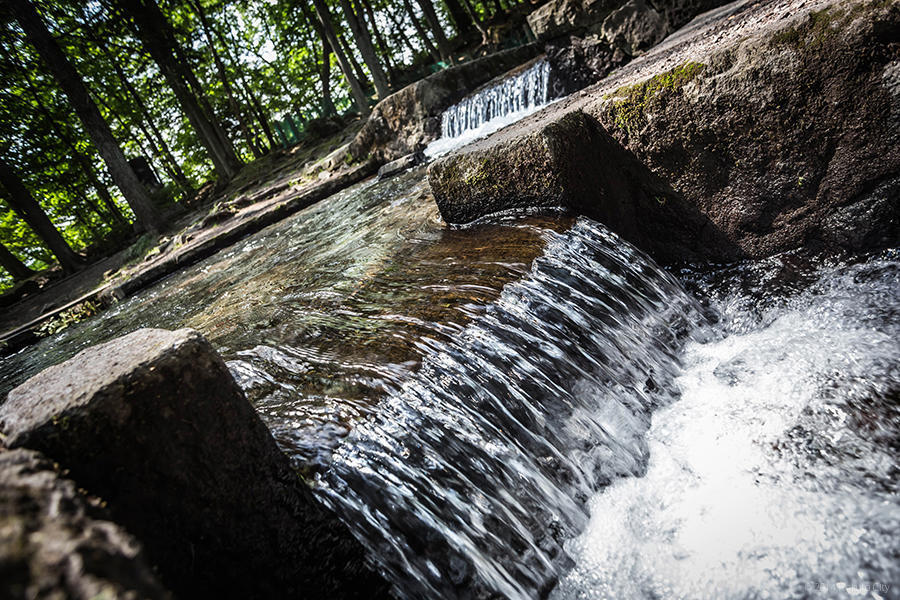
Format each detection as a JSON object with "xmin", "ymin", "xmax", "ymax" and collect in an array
[{"xmin": 0, "ymin": 0, "xmax": 530, "ymax": 293}]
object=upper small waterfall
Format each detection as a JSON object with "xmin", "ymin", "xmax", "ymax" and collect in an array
[{"xmin": 425, "ymin": 59, "xmax": 553, "ymax": 158}]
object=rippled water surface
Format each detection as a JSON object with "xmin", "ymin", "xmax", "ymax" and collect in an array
[
  {"xmin": 1, "ymin": 162, "xmax": 897, "ymax": 600},
  {"xmin": 0, "ymin": 169, "xmax": 572, "ymax": 466}
]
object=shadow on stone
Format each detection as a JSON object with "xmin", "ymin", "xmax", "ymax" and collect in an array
[
  {"xmin": 0, "ymin": 446, "xmax": 171, "ymax": 599},
  {"xmin": 0, "ymin": 328, "xmax": 390, "ymax": 600}
]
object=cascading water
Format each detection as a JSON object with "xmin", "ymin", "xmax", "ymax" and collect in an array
[
  {"xmin": 316, "ymin": 219, "xmax": 709, "ymax": 599},
  {"xmin": 425, "ymin": 59, "xmax": 552, "ymax": 158},
  {"xmin": 2, "ymin": 156, "xmax": 897, "ymax": 599}
]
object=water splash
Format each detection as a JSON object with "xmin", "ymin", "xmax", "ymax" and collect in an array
[
  {"xmin": 425, "ymin": 59, "xmax": 552, "ymax": 158},
  {"xmin": 553, "ymin": 252, "xmax": 900, "ymax": 600},
  {"xmin": 317, "ymin": 219, "xmax": 707, "ymax": 599}
]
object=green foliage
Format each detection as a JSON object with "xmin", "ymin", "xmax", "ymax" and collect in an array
[{"xmin": 0, "ymin": 0, "xmax": 517, "ymax": 286}]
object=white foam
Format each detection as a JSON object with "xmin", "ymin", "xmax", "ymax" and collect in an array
[{"xmin": 553, "ymin": 258, "xmax": 900, "ymax": 599}]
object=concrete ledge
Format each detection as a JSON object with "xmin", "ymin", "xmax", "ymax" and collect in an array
[
  {"xmin": 428, "ymin": 110, "xmax": 732, "ymax": 263},
  {"xmin": 0, "ymin": 328, "xmax": 389, "ymax": 600}
]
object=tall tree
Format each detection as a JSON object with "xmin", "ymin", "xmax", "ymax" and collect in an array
[
  {"xmin": 354, "ymin": 0, "xmax": 397, "ymax": 83},
  {"xmin": 0, "ymin": 241, "xmax": 34, "ymax": 281},
  {"xmin": 117, "ymin": 0, "xmax": 242, "ymax": 180},
  {"xmin": 0, "ymin": 157, "xmax": 83, "ymax": 273},
  {"xmin": 417, "ymin": 0, "xmax": 452, "ymax": 63},
  {"xmin": 401, "ymin": 0, "xmax": 442, "ymax": 62},
  {"xmin": 310, "ymin": 0, "xmax": 371, "ymax": 116},
  {"xmin": 9, "ymin": 0, "xmax": 164, "ymax": 232},
  {"xmin": 188, "ymin": 0, "xmax": 263, "ymax": 157},
  {"xmin": 337, "ymin": 0, "xmax": 389, "ymax": 99},
  {"xmin": 443, "ymin": 0, "xmax": 475, "ymax": 37}
]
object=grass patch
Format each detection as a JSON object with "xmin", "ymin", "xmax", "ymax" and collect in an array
[{"xmin": 36, "ymin": 300, "xmax": 101, "ymax": 337}]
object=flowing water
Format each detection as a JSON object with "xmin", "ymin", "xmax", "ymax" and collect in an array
[
  {"xmin": 0, "ymin": 169, "xmax": 572, "ymax": 468},
  {"xmin": 425, "ymin": 59, "xmax": 553, "ymax": 158},
  {"xmin": 2, "ymin": 65, "xmax": 898, "ymax": 598}
]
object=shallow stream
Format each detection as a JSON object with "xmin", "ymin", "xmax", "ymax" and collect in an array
[{"xmin": 2, "ymin": 61, "xmax": 898, "ymax": 598}]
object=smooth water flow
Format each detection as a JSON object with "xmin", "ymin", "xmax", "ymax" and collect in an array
[
  {"xmin": 425, "ymin": 59, "xmax": 552, "ymax": 158},
  {"xmin": 318, "ymin": 219, "xmax": 707, "ymax": 599},
  {"xmin": 2, "ymin": 162, "xmax": 897, "ymax": 599}
]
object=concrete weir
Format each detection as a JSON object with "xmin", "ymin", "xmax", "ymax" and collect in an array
[
  {"xmin": 0, "ymin": 328, "xmax": 389, "ymax": 600},
  {"xmin": 428, "ymin": 110, "xmax": 729, "ymax": 264}
]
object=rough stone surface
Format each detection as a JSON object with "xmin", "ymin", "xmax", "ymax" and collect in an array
[
  {"xmin": 350, "ymin": 44, "xmax": 542, "ymax": 163},
  {"xmin": 378, "ymin": 150, "xmax": 427, "ymax": 180},
  {"xmin": 527, "ymin": 0, "xmax": 729, "ymax": 41},
  {"xmin": 590, "ymin": 0, "xmax": 900, "ymax": 257},
  {"xmin": 601, "ymin": 0, "xmax": 668, "ymax": 54},
  {"xmin": 0, "ymin": 447, "xmax": 171, "ymax": 600},
  {"xmin": 433, "ymin": 0, "xmax": 900, "ymax": 261},
  {"xmin": 546, "ymin": 35, "xmax": 628, "ymax": 96},
  {"xmin": 0, "ymin": 328, "xmax": 390, "ymax": 600},
  {"xmin": 428, "ymin": 110, "xmax": 732, "ymax": 263},
  {"xmin": 527, "ymin": 0, "xmax": 619, "ymax": 40}
]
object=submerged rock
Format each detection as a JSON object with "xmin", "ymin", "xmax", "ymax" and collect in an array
[
  {"xmin": 428, "ymin": 110, "xmax": 729, "ymax": 262},
  {"xmin": 0, "ymin": 328, "xmax": 389, "ymax": 600},
  {"xmin": 378, "ymin": 150, "xmax": 427, "ymax": 180},
  {"xmin": 349, "ymin": 44, "xmax": 542, "ymax": 164},
  {"xmin": 0, "ymin": 446, "xmax": 171, "ymax": 599}
]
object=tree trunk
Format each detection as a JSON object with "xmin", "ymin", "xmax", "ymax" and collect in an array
[
  {"xmin": 383, "ymin": 8, "xmax": 423, "ymax": 58},
  {"xmin": 416, "ymin": 0, "xmax": 453, "ymax": 62},
  {"xmin": 460, "ymin": 0, "xmax": 490, "ymax": 42},
  {"xmin": 11, "ymin": 0, "xmax": 164, "ymax": 232},
  {"xmin": 188, "ymin": 0, "xmax": 261, "ymax": 158},
  {"xmin": 0, "ymin": 242, "xmax": 35, "ymax": 281},
  {"xmin": 78, "ymin": 13, "xmax": 195, "ymax": 196},
  {"xmin": 319, "ymin": 30, "xmax": 337, "ymax": 116},
  {"xmin": 337, "ymin": 30, "xmax": 369, "ymax": 86},
  {"xmin": 311, "ymin": 0, "xmax": 371, "ymax": 116},
  {"xmin": 355, "ymin": 0, "xmax": 397, "ymax": 83},
  {"xmin": 0, "ymin": 158, "xmax": 84, "ymax": 273},
  {"xmin": 8, "ymin": 41, "xmax": 130, "ymax": 230},
  {"xmin": 442, "ymin": 0, "xmax": 475, "ymax": 36},
  {"xmin": 118, "ymin": 0, "xmax": 242, "ymax": 180},
  {"xmin": 337, "ymin": 0, "xmax": 389, "ymax": 99},
  {"xmin": 401, "ymin": 0, "xmax": 442, "ymax": 62},
  {"xmin": 210, "ymin": 23, "xmax": 278, "ymax": 150}
]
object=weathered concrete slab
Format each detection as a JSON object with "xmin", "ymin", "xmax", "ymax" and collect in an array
[
  {"xmin": 0, "ymin": 447, "xmax": 171, "ymax": 599},
  {"xmin": 431, "ymin": 0, "xmax": 900, "ymax": 261},
  {"xmin": 0, "ymin": 328, "xmax": 389, "ymax": 600},
  {"xmin": 428, "ymin": 110, "xmax": 729, "ymax": 263}
]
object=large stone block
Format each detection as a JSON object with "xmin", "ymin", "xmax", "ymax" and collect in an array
[
  {"xmin": 527, "ymin": 0, "xmax": 619, "ymax": 40},
  {"xmin": 0, "ymin": 447, "xmax": 170, "ymax": 599},
  {"xmin": 0, "ymin": 328, "xmax": 389, "ymax": 600},
  {"xmin": 427, "ymin": 110, "xmax": 731, "ymax": 263}
]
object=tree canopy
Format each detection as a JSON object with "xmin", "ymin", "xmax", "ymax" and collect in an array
[{"xmin": 0, "ymin": 0, "xmax": 529, "ymax": 291}]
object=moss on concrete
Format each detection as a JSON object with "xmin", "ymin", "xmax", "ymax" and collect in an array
[{"xmin": 607, "ymin": 62, "xmax": 706, "ymax": 133}]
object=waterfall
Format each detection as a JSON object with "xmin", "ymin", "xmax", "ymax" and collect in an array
[
  {"xmin": 316, "ymin": 219, "xmax": 708, "ymax": 599},
  {"xmin": 425, "ymin": 59, "xmax": 553, "ymax": 158}
]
